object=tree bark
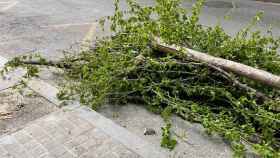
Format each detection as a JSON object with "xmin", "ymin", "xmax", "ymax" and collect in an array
[{"xmin": 152, "ymin": 38, "xmax": 280, "ymax": 89}]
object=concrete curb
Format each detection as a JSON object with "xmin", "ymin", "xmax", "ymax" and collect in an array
[
  {"xmin": 76, "ymin": 105, "xmax": 169, "ymax": 158},
  {"xmin": 26, "ymin": 79, "xmax": 62, "ymax": 106},
  {"xmin": 0, "ymin": 56, "xmax": 26, "ymax": 91},
  {"xmin": 0, "ymin": 56, "xmax": 59, "ymax": 105},
  {"xmin": 0, "ymin": 68, "xmax": 26, "ymax": 91}
]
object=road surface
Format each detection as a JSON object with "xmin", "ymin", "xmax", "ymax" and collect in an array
[{"xmin": 0, "ymin": 0, "xmax": 280, "ymax": 60}]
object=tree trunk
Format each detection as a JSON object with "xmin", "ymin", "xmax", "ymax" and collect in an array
[{"xmin": 152, "ymin": 38, "xmax": 280, "ymax": 89}]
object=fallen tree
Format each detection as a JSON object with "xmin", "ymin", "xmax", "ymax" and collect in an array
[
  {"xmin": 151, "ymin": 38, "xmax": 279, "ymax": 101},
  {"xmin": 152, "ymin": 38, "xmax": 280, "ymax": 89},
  {"xmin": 17, "ymin": 42, "xmax": 272, "ymax": 102},
  {"xmin": 2, "ymin": 0, "xmax": 280, "ymax": 157}
]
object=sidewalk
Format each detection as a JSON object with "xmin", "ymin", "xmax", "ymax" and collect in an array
[{"xmin": 0, "ymin": 104, "xmax": 168, "ymax": 158}]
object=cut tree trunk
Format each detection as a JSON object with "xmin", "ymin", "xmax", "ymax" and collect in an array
[{"xmin": 152, "ymin": 38, "xmax": 280, "ymax": 89}]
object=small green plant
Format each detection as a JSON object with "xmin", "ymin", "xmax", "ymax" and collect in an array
[{"xmin": 161, "ymin": 123, "xmax": 177, "ymax": 150}]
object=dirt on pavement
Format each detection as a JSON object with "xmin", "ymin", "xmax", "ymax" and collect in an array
[{"xmin": 0, "ymin": 86, "xmax": 58, "ymax": 135}]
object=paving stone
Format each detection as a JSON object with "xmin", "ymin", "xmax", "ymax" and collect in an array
[
  {"xmin": 65, "ymin": 113, "xmax": 94, "ymax": 132},
  {"xmin": 29, "ymin": 145, "xmax": 48, "ymax": 157},
  {"xmin": 79, "ymin": 152, "xmax": 99, "ymax": 158},
  {"xmin": 0, "ymin": 105, "xmax": 168, "ymax": 158},
  {"xmin": 56, "ymin": 118, "xmax": 76, "ymax": 133},
  {"xmin": 89, "ymin": 128, "xmax": 109, "ymax": 140},
  {"xmin": 100, "ymin": 151, "xmax": 119, "ymax": 158},
  {"xmin": 39, "ymin": 153, "xmax": 56, "ymax": 158},
  {"xmin": 1, "ymin": 153, "xmax": 13, "ymax": 158},
  {"xmin": 69, "ymin": 144, "xmax": 87, "ymax": 157},
  {"xmin": 36, "ymin": 136, "xmax": 61, "ymax": 151},
  {"xmin": 59, "ymin": 151, "xmax": 76, "ymax": 158},
  {"xmin": 79, "ymin": 135, "xmax": 105, "ymax": 151},
  {"xmin": 49, "ymin": 129, "xmax": 70, "ymax": 144},
  {"xmin": 12, "ymin": 130, "xmax": 33, "ymax": 144},
  {"xmin": 25, "ymin": 124, "xmax": 49, "ymax": 140},
  {"xmin": 113, "ymin": 145, "xmax": 142, "ymax": 158},
  {"xmin": 0, "ymin": 136, "xmax": 24, "ymax": 155},
  {"xmin": 0, "ymin": 145, "xmax": 9, "ymax": 157},
  {"xmin": 48, "ymin": 145, "xmax": 69, "ymax": 158},
  {"xmin": 63, "ymin": 134, "xmax": 89, "ymax": 150},
  {"xmin": 40, "ymin": 121, "xmax": 60, "ymax": 135},
  {"xmin": 23, "ymin": 139, "xmax": 41, "ymax": 151},
  {"xmin": 76, "ymin": 106, "xmax": 168, "ymax": 158}
]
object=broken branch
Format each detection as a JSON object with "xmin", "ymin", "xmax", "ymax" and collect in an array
[{"xmin": 152, "ymin": 38, "xmax": 280, "ymax": 89}]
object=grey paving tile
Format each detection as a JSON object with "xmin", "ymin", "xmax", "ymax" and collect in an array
[
  {"xmin": 12, "ymin": 130, "xmax": 33, "ymax": 145},
  {"xmin": 39, "ymin": 153, "xmax": 56, "ymax": 158},
  {"xmin": 0, "ymin": 106, "xmax": 167, "ymax": 158},
  {"xmin": 59, "ymin": 151, "xmax": 76, "ymax": 158}
]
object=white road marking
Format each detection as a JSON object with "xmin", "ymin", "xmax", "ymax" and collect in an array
[
  {"xmin": 81, "ymin": 22, "xmax": 97, "ymax": 51},
  {"xmin": 41, "ymin": 22, "xmax": 98, "ymax": 51},
  {"xmin": 41, "ymin": 23, "xmax": 93, "ymax": 29},
  {"xmin": 0, "ymin": 0, "xmax": 18, "ymax": 12},
  {"xmin": 0, "ymin": 2, "xmax": 12, "ymax": 4},
  {"xmin": 255, "ymin": 1, "xmax": 280, "ymax": 6}
]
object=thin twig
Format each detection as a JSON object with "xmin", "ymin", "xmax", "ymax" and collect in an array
[
  {"xmin": 21, "ymin": 60, "xmax": 63, "ymax": 67},
  {"xmin": 207, "ymin": 64, "xmax": 270, "ymax": 101}
]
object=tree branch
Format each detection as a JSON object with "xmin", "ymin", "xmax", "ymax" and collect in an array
[
  {"xmin": 152, "ymin": 37, "xmax": 280, "ymax": 89},
  {"xmin": 207, "ymin": 64, "xmax": 269, "ymax": 101}
]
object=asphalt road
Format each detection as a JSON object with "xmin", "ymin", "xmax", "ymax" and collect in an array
[{"xmin": 0, "ymin": 0, "xmax": 280, "ymax": 59}]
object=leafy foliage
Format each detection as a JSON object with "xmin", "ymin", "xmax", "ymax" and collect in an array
[
  {"xmin": 161, "ymin": 123, "xmax": 177, "ymax": 150},
  {"xmin": 2, "ymin": 0, "xmax": 280, "ymax": 157}
]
